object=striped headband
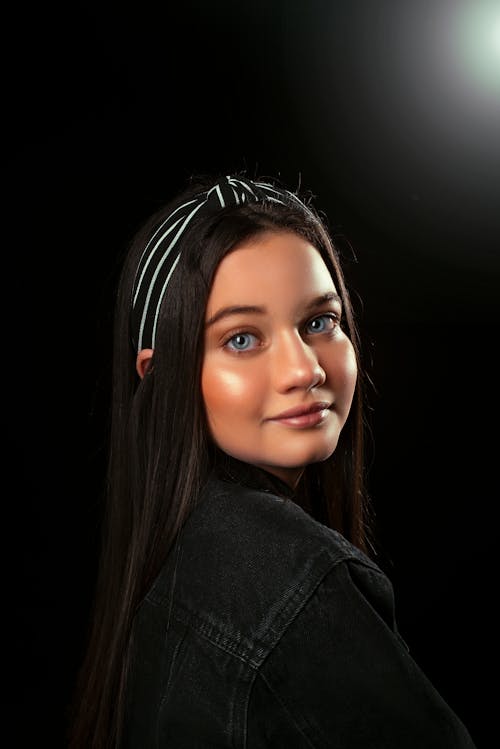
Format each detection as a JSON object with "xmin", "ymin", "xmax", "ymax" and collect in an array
[{"xmin": 131, "ymin": 174, "xmax": 308, "ymax": 352}]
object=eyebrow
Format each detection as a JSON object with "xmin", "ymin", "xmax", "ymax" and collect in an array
[{"xmin": 205, "ymin": 292, "xmax": 342, "ymax": 328}]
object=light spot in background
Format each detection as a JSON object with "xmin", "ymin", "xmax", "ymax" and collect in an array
[
  {"xmin": 450, "ymin": 1, "xmax": 500, "ymax": 100},
  {"xmin": 283, "ymin": 0, "xmax": 500, "ymax": 269}
]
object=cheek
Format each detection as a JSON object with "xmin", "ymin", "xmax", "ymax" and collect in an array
[
  {"xmin": 325, "ymin": 340, "xmax": 358, "ymax": 406},
  {"xmin": 201, "ymin": 358, "xmax": 261, "ymax": 416},
  {"xmin": 344, "ymin": 346, "xmax": 358, "ymax": 394}
]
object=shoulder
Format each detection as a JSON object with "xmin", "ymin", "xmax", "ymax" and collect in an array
[
  {"xmin": 147, "ymin": 476, "xmax": 389, "ymax": 660},
  {"xmin": 188, "ymin": 474, "xmax": 374, "ymax": 566}
]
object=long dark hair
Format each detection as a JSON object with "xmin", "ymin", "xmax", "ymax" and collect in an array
[{"xmin": 68, "ymin": 172, "xmax": 374, "ymax": 747}]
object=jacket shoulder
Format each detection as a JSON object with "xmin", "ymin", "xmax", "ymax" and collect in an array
[
  {"xmin": 147, "ymin": 476, "xmax": 385, "ymax": 664},
  {"xmin": 247, "ymin": 559, "xmax": 477, "ymax": 748}
]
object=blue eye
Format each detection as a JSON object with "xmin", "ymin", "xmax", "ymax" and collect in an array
[
  {"xmin": 306, "ymin": 313, "xmax": 338, "ymax": 334},
  {"xmin": 225, "ymin": 332, "xmax": 258, "ymax": 351}
]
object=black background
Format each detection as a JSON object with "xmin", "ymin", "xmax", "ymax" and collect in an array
[{"xmin": 8, "ymin": 1, "xmax": 498, "ymax": 746}]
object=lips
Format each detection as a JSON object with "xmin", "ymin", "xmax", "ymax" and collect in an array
[{"xmin": 269, "ymin": 401, "xmax": 331, "ymax": 420}]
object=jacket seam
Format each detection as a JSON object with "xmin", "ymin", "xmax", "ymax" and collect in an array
[
  {"xmin": 251, "ymin": 669, "xmax": 318, "ymax": 748},
  {"xmin": 171, "ymin": 602, "xmax": 264, "ymax": 666},
  {"xmin": 166, "ymin": 553, "xmax": 385, "ymax": 671}
]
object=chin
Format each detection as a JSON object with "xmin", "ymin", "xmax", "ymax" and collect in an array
[
  {"xmin": 296, "ymin": 438, "xmax": 340, "ymax": 466},
  {"xmin": 220, "ymin": 433, "xmax": 340, "ymax": 473},
  {"xmin": 270, "ymin": 443, "xmax": 339, "ymax": 471}
]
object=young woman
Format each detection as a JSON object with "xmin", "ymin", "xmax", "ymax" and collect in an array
[{"xmin": 69, "ymin": 174, "xmax": 477, "ymax": 747}]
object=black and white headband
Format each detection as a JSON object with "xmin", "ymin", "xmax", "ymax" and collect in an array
[{"xmin": 131, "ymin": 175, "xmax": 308, "ymax": 352}]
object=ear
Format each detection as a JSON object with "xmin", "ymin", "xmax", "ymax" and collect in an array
[{"xmin": 136, "ymin": 348, "xmax": 154, "ymax": 379}]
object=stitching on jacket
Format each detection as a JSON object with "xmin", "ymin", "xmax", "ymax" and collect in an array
[
  {"xmin": 251, "ymin": 670, "xmax": 318, "ymax": 748},
  {"xmin": 166, "ymin": 552, "xmax": 382, "ymax": 671}
]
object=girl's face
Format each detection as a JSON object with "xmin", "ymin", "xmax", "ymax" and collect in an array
[{"xmin": 201, "ymin": 230, "xmax": 357, "ymax": 488}]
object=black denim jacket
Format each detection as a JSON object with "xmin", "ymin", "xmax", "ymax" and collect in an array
[{"xmin": 123, "ymin": 459, "xmax": 476, "ymax": 748}]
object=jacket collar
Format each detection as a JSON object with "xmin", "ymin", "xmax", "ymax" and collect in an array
[{"xmin": 213, "ymin": 451, "xmax": 296, "ymax": 500}]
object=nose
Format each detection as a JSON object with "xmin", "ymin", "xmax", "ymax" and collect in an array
[{"xmin": 272, "ymin": 330, "xmax": 326, "ymax": 393}]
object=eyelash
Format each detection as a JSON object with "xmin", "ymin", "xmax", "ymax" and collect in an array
[
  {"xmin": 304, "ymin": 312, "xmax": 340, "ymax": 335},
  {"xmin": 222, "ymin": 312, "xmax": 341, "ymax": 353}
]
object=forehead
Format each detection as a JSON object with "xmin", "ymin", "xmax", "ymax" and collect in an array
[{"xmin": 208, "ymin": 231, "xmax": 336, "ymax": 305}]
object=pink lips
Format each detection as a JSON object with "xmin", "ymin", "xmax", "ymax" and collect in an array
[{"xmin": 268, "ymin": 402, "xmax": 331, "ymax": 428}]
